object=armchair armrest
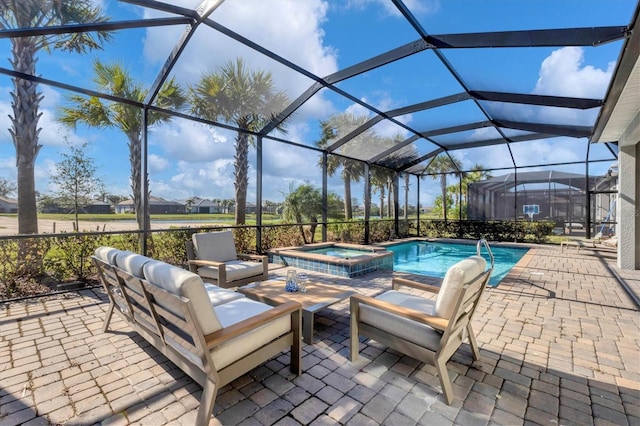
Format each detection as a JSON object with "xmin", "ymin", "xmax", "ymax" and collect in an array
[
  {"xmin": 351, "ymin": 294, "xmax": 448, "ymax": 331},
  {"xmin": 187, "ymin": 259, "xmax": 225, "ymax": 268},
  {"xmin": 392, "ymin": 277, "xmax": 441, "ymax": 294},
  {"xmin": 237, "ymin": 253, "xmax": 268, "ymax": 263},
  {"xmin": 204, "ymin": 301, "xmax": 301, "ymax": 348}
]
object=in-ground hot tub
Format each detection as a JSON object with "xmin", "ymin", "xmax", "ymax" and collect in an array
[{"xmin": 268, "ymin": 242, "xmax": 394, "ymax": 278}]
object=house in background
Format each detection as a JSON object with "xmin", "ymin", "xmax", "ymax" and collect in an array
[
  {"xmin": 184, "ymin": 197, "xmax": 221, "ymax": 214},
  {"xmin": 39, "ymin": 198, "xmax": 111, "ymax": 214},
  {"xmin": 116, "ymin": 196, "xmax": 186, "ymax": 214},
  {"xmin": 0, "ymin": 196, "xmax": 18, "ymax": 213}
]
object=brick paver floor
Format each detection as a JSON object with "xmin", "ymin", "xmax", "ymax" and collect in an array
[{"xmin": 1, "ymin": 243, "xmax": 639, "ymax": 425}]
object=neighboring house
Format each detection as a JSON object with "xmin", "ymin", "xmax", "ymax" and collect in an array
[
  {"xmin": 0, "ymin": 196, "xmax": 18, "ymax": 213},
  {"xmin": 116, "ymin": 196, "xmax": 186, "ymax": 214},
  {"xmin": 184, "ymin": 197, "xmax": 222, "ymax": 214},
  {"xmin": 245, "ymin": 202, "xmax": 257, "ymax": 215},
  {"xmin": 39, "ymin": 198, "xmax": 111, "ymax": 214}
]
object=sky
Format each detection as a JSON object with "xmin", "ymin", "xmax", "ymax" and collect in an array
[{"xmin": 0, "ymin": 0, "xmax": 635, "ymax": 209}]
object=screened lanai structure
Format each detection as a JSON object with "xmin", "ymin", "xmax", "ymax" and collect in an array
[{"xmin": 0, "ymin": 0, "xmax": 639, "ymax": 270}]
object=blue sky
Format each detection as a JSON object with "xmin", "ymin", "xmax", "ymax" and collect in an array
[{"xmin": 0, "ymin": 0, "xmax": 634, "ymax": 208}]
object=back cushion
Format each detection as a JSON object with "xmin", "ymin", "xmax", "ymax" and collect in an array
[
  {"xmin": 94, "ymin": 246, "xmax": 121, "ymax": 265},
  {"xmin": 193, "ymin": 231, "xmax": 238, "ymax": 262},
  {"xmin": 143, "ymin": 261, "xmax": 222, "ymax": 334},
  {"xmin": 435, "ymin": 255, "xmax": 487, "ymax": 319},
  {"xmin": 115, "ymin": 251, "xmax": 152, "ymax": 278}
]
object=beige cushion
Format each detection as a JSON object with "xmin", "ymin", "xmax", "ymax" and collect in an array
[
  {"xmin": 143, "ymin": 261, "xmax": 222, "ymax": 334},
  {"xmin": 204, "ymin": 283, "xmax": 245, "ymax": 306},
  {"xmin": 359, "ymin": 298, "xmax": 443, "ymax": 350},
  {"xmin": 197, "ymin": 260, "xmax": 264, "ymax": 282},
  {"xmin": 376, "ymin": 290, "xmax": 436, "ymax": 315},
  {"xmin": 193, "ymin": 231, "xmax": 238, "ymax": 262},
  {"xmin": 94, "ymin": 246, "xmax": 121, "ymax": 265},
  {"xmin": 212, "ymin": 298, "xmax": 291, "ymax": 369},
  {"xmin": 115, "ymin": 251, "xmax": 152, "ymax": 278},
  {"xmin": 435, "ymin": 255, "xmax": 487, "ymax": 319}
]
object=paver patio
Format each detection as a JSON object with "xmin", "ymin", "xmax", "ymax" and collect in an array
[{"xmin": 1, "ymin": 244, "xmax": 639, "ymax": 425}]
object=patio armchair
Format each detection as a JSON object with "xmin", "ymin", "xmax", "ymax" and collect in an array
[
  {"xmin": 350, "ymin": 254, "xmax": 493, "ymax": 404},
  {"xmin": 186, "ymin": 230, "xmax": 268, "ymax": 288}
]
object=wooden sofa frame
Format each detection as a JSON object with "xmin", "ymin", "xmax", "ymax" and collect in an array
[{"xmin": 94, "ymin": 256, "xmax": 301, "ymax": 425}]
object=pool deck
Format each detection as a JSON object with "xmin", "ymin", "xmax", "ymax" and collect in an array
[{"xmin": 1, "ymin": 243, "xmax": 639, "ymax": 425}]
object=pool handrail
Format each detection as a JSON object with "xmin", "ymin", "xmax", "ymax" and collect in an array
[{"xmin": 476, "ymin": 238, "xmax": 495, "ymax": 270}]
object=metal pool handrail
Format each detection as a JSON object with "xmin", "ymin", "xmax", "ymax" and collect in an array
[{"xmin": 476, "ymin": 238, "xmax": 495, "ymax": 269}]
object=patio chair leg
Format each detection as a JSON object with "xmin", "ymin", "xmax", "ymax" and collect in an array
[
  {"xmin": 466, "ymin": 325, "xmax": 481, "ymax": 361},
  {"xmin": 102, "ymin": 304, "xmax": 115, "ymax": 332},
  {"xmin": 196, "ymin": 379, "xmax": 217, "ymax": 426},
  {"xmin": 436, "ymin": 357, "xmax": 455, "ymax": 405},
  {"xmin": 349, "ymin": 298, "xmax": 360, "ymax": 361}
]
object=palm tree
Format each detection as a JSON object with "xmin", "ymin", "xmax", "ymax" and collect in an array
[
  {"xmin": 316, "ymin": 113, "xmax": 369, "ymax": 220},
  {"xmin": 425, "ymin": 153, "xmax": 463, "ymax": 220},
  {"xmin": 460, "ymin": 163, "xmax": 492, "ymax": 218},
  {"xmin": 58, "ymin": 60, "xmax": 186, "ymax": 242},
  {"xmin": 189, "ymin": 58, "xmax": 290, "ymax": 225},
  {"xmin": 1, "ymin": 1, "xmax": 111, "ymax": 234},
  {"xmin": 281, "ymin": 183, "xmax": 322, "ymax": 244}
]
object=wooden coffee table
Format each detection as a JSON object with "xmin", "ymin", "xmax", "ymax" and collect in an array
[{"xmin": 238, "ymin": 280, "xmax": 355, "ymax": 344}]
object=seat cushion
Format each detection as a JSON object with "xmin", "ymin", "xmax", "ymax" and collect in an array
[
  {"xmin": 211, "ymin": 298, "xmax": 291, "ymax": 369},
  {"xmin": 375, "ymin": 290, "xmax": 436, "ymax": 315},
  {"xmin": 94, "ymin": 246, "xmax": 121, "ymax": 265},
  {"xmin": 193, "ymin": 231, "xmax": 238, "ymax": 262},
  {"xmin": 359, "ymin": 294, "xmax": 442, "ymax": 350},
  {"xmin": 204, "ymin": 283, "xmax": 245, "ymax": 306},
  {"xmin": 143, "ymin": 261, "xmax": 222, "ymax": 334},
  {"xmin": 435, "ymin": 255, "xmax": 486, "ymax": 319},
  {"xmin": 197, "ymin": 260, "xmax": 264, "ymax": 282}
]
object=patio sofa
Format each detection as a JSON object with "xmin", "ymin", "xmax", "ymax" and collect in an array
[{"xmin": 92, "ymin": 247, "xmax": 302, "ymax": 425}]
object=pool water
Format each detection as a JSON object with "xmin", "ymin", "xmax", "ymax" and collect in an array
[
  {"xmin": 306, "ymin": 247, "xmax": 372, "ymax": 258},
  {"xmin": 387, "ymin": 241, "xmax": 528, "ymax": 286}
]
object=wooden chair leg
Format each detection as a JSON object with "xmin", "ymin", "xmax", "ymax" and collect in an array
[
  {"xmin": 102, "ymin": 303, "xmax": 115, "ymax": 332},
  {"xmin": 436, "ymin": 357, "xmax": 455, "ymax": 405},
  {"xmin": 349, "ymin": 299, "xmax": 360, "ymax": 362},
  {"xmin": 196, "ymin": 379, "xmax": 217, "ymax": 426},
  {"xmin": 466, "ymin": 324, "xmax": 481, "ymax": 361}
]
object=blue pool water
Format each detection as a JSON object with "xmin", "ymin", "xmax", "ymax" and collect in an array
[
  {"xmin": 306, "ymin": 247, "xmax": 372, "ymax": 258},
  {"xmin": 386, "ymin": 241, "xmax": 528, "ymax": 286}
]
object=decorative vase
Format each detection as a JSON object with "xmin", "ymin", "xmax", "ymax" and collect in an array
[{"xmin": 285, "ymin": 270, "xmax": 298, "ymax": 292}]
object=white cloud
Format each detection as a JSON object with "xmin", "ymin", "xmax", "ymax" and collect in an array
[
  {"xmin": 152, "ymin": 120, "xmax": 232, "ymax": 163},
  {"xmin": 148, "ymin": 154, "xmax": 169, "ymax": 173},
  {"xmin": 534, "ymin": 47, "xmax": 614, "ymax": 98}
]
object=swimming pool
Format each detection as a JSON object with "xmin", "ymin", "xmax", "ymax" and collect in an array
[
  {"xmin": 268, "ymin": 243, "xmax": 394, "ymax": 278},
  {"xmin": 385, "ymin": 240, "xmax": 528, "ymax": 286}
]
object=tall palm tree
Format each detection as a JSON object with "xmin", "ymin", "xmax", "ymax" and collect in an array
[
  {"xmin": 58, "ymin": 60, "xmax": 186, "ymax": 241},
  {"xmin": 425, "ymin": 153, "xmax": 463, "ymax": 220},
  {"xmin": 316, "ymin": 113, "xmax": 369, "ymax": 220},
  {"xmin": 1, "ymin": 0, "xmax": 111, "ymax": 234},
  {"xmin": 189, "ymin": 58, "xmax": 289, "ymax": 225}
]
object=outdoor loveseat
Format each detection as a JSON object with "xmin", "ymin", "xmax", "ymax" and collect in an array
[{"xmin": 93, "ymin": 247, "xmax": 302, "ymax": 425}]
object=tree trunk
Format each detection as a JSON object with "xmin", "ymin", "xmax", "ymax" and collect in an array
[
  {"xmin": 128, "ymin": 132, "xmax": 150, "ymax": 251},
  {"xmin": 404, "ymin": 174, "xmax": 409, "ymax": 219},
  {"xmin": 441, "ymin": 175, "xmax": 448, "ymax": 220},
  {"xmin": 235, "ymin": 132, "xmax": 250, "ymax": 225},
  {"xmin": 343, "ymin": 174, "xmax": 352, "ymax": 220},
  {"xmin": 10, "ymin": 37, "xmax": 41, "ymax": 235}
]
